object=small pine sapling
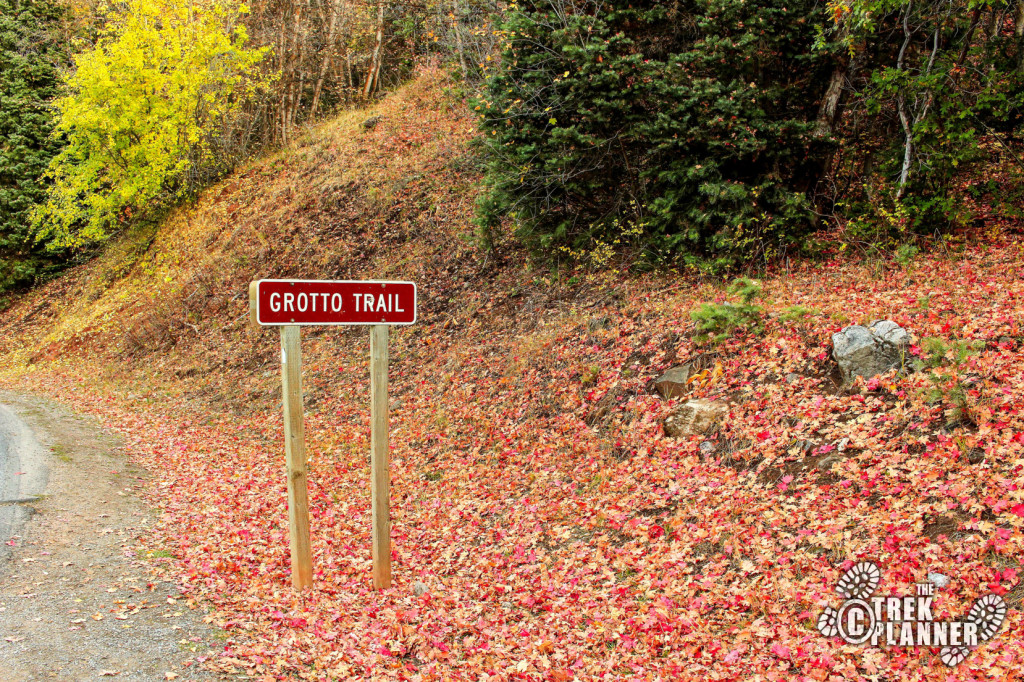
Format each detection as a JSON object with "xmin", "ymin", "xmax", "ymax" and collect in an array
[
  {"xmin": 691, "ymin": 278, "xmax": 765, "ymax": 346},
  {"xmin": 914, "ymin": 336, "xmax": 986, "ymax": 427}
]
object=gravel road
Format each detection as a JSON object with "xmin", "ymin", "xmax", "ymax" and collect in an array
[{"xmin": 0, "ymin": 392, "xmax": 226, "ymax": 681}]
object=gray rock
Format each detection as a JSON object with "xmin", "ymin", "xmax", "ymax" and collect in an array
[
  {"xmin": 817, "ymin": 454, "xmax": 841, "ymax": 471},
  {"xmin": 664, "ymin": 399, "xmax": 728, "ymax": 438},
  {"xmin": 412, "ymin": 581, "xmax": 428, "ymax": 596},
  {"xmin": 654, "ymin": 365, "xmax": 692, "ymax": 399},
  {"xmin": 832, "ymin": 319, "xmax": 911, "ymax": 383}
]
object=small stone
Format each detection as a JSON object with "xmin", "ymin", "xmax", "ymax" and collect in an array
[
  {"xmin": 654, "ymin": 365, "xmax": 693, "ymax": 400},
  {"xmin": 927, "ymin": 572, "xmax": 951, "ymax": 588},
  {"xmin": 412, "ymin": 582, "xmax": 428, "ymax": 596},
  {"xmin": 664, "ymin": 399, "xmax": 728, "ymax": 438},
  {"xmin": 817, "ymin": 455, "xmax": 841, "ymax": 471}
]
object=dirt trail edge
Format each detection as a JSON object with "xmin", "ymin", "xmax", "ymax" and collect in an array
[{"xmin": 0, "ymin": 391, "xmax": 224, "ymax": 681}]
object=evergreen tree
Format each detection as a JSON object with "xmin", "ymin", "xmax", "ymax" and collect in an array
[
  {"xmin": 0, "ymin": 0, "xmax": 68, "ymax": 292},
  {"xmin": 477, "ymin": 0, "xmax": 837, "ymax": 268}
]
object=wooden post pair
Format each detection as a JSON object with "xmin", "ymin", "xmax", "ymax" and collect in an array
[
  {"xmin": 278, "ymin": 324, "xmax": 391, "ymax": 590},
  {"xmin": 250, "ymin": 279, "xmax": 415, "ymax": 591}
]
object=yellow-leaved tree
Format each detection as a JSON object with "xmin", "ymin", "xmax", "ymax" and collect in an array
[{"xmin": 35, "ymin": 0, "xmax": 269, "ymax": 248}]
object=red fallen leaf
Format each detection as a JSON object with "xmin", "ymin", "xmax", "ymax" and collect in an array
[
  {"xmin": 1010, "ymin": 504, "xmax": 1024, "ymax": 517},
  {"xmin": 770, "ymin": 643, "xmax": 790, "ymax": 659}
]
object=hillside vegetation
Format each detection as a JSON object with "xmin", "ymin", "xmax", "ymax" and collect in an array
[{"xmin": 3, "ymin": 72, "xmax": 1024, "ymax": 680}]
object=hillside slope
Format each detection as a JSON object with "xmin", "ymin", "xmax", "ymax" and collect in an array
[{"xmin": 3, "ymin": 70, "xmax": 1024, "ymax": 680}]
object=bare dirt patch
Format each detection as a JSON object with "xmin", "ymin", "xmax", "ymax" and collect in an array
[{"xmin": 0, "ymin": 392, "xmax": 225, "ymax": 681}]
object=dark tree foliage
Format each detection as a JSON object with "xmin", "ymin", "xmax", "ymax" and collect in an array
[
  {"xmin": 476, "ymin": 0, "xmax": 838, "ymax": 268},
  {"xmin": 0, "ymin": 0, "xmax": 68, "ymax": 293},
  {"xmin": 829, "ymin": 0, "xmax": 1024, "ymax": 240}
]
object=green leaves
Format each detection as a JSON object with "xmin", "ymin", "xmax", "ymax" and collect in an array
[
  {"xmin": 475, "ymin": 0, "xmax": 834, "ymax": 268},
  {"xmin": 690, "ymin": 278, "xmax": 766, "ymax": 345},
  {"xmin": 33, "ymin": 0, "xmax": 269, "ymax": 249}
]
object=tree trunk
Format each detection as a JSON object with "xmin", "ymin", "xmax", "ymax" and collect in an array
[
  {"xmin": 286, "ymin": 3, "xmax": 304, "ymax": 133},
  {"xmin": 1016, "ymin": 0, "xmax": 1024, "ymax": 70},
  {"xmin": 452, "ymin": 0, "xmax": 467, "ymax": 75},
  {"xmin": 895, "ymin": 2, "xmax": 915, "ymax": 200},
  {"xmin": 815, "ymin": 21, "xmax": 864, "ymax": 138},
  {"xmin": 954, "ymin": 8, "xmax": 982, "ymax": 70},
  {"xmin": 278, "ymin": 9, "xmax": 290, "ymax": 144},
  {"xmin": 310, "ymin": 0, "xmax": 340, "ymax": 116},
  {"xmin": 363, "ymin": 2, "xmax": 385, "ymax": 98},
  {"xmin": 814, "ymin": 66, "xmax": 847, "ymax": 138},
  {"xmin": 897, "ymin": 11, "xmax": 940, "ymax": 201}
]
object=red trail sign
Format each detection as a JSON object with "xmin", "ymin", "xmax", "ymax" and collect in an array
[
  {"xmin": 249, "ymin": 278, "xmax": 416, "ymax": 590},
  {"xmin": 253, "ymin": 279, "xmax": 416, "ymax": 326}
]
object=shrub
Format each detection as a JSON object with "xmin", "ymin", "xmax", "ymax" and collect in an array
[
  {"xmin": 914, "ymin": 336, "xmax": 986, "ymax": 427},
  {"xmin": 33, "ymin": 0, "xmax": 269, "ymax": 249},
  {"xmin": 691, "ymin": 278, "xmax": 765, "ymax": 345},
  {"xmin": 476, "ymin": 0, "xmax": 837, "ymax": 268}
]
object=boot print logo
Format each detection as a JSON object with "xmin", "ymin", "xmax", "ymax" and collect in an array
[{"xmin": 817, "ymin": 561, "xmax": 1006, "ymax": 666}]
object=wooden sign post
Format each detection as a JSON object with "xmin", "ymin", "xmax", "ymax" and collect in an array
[
  {"xmin": 250, "ymin": 279, "xmax": 416, "ymax": 590},
  {"xmin": 280, "ymin": 325, "xmax": 313, "ymax": 589},
  {"xmin": 369, "ymin": 325, "xmax": 390, "ymax": 589}
]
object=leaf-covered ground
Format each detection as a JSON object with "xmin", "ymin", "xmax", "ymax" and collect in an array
[{"xmin": 2, "ymin": 69, "xmax": 1024, "ymax": 680}]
